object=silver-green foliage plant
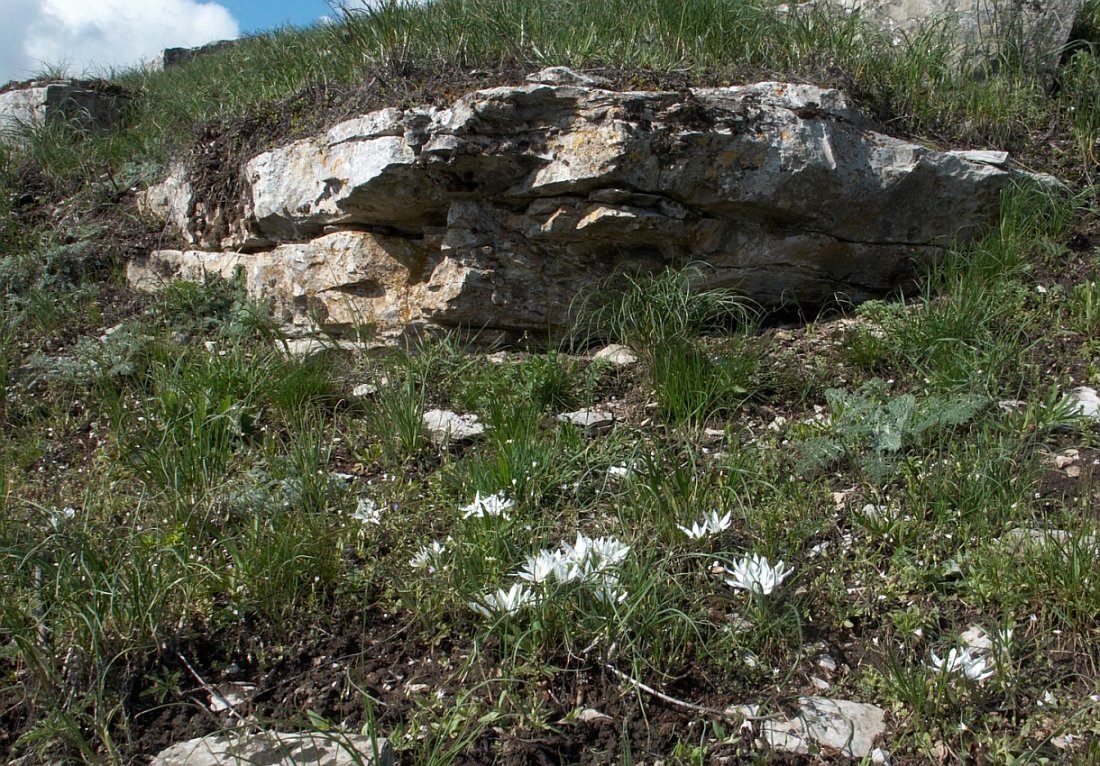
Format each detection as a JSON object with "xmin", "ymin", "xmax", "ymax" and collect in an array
[{"xmin": 797, "ymin": 380, "xmax": 988, "ymax": 483}]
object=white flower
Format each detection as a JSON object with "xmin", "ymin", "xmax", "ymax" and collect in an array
[
  {"xmin": 929, "ymin": 648, "xmax": 994, "ymax": 681},
  {"xmin": 678, "ymin": 519, "xmax": 710, "ymax": 540},
  {"xmin": 351, "ymin": 498, "xmax": 383, "ymax": 525},
  {"xmin": 561, "ymin": 533, "xmax": 630, "ymax": 581},
  {"xmin": 461, "ymin": 491, "xmax": 514, "ymax": 520},
  {"xmin": 516, "ymin": 533, "xmax": 631, "ymax": 589},
  {"xmin": 678, "ymin": 510, "xmax": 733, "ymax": 539},
  {"xmin": 518, "ymin": 549, "xmax": 573, "ymax": 584},
  {"xmin": 469, "ymin": 583, "xmax": 536, "ymax": 618},
  {"xmin": 722, "ymin": 554, "xmax": 792, "ymax": 596},
  {"xmin": 410, "ymin": 541, "xmax": 446, "ymax": 572},
  {"xmin": 591, "ymin": 576, "xmax": 628, "ymax": 605}
]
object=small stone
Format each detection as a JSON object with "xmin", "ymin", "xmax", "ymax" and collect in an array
[
  {"xmin": 1052, "ymin": 733, "xmax": 1077, "ymax": 749},
  {"xmin": 724, "ymin": 703, "xmax": 760, "ymax": 721},
  {"xmin": 352, "ymin": 383, "xmax": 379, "ymax": 397},
  {"xmin": 98, "ymin": 323, "xmax": 127, "ymax": 342},
  {"xmin": 525, "ymin": 66, "xmax": 611, "ymax": 86},
  {"xmin": 576, "ymin": 708, "xmax": 612, "ymax": 722},
  {"xmin": 1054, "ymin": 450, "xmax": 1079, "ymax": 469},
  {"xmin": 810, "ymin": 676, "xmax": 831, "ymax": 691},
  {"xmin": 150, "ymin": 731, "xmax": 394, "ymax": 766},
  {"xmin": 998, "ymin": 527, "xmax": 1098, "ymax": 555},
  {"xmin": 1070, "ymin": 386, "xmax": 1100, "ymax": 419},
  {"xmin": 593, "ymin": 344, "xmax": 638, "ymax": 366},
  {"xmin": 423, "ymin": 409, "xmax": 485, "ymax": 445},
  {"xmin": 281, "ymin": 337, "xmax": 361, "ymax": 358},
  {"xmin": 760, "ymin": 697, "xmax": 886, "ymax": 759},
  {"xmin": 556, "ymin": 408, "xmax": 615, "ymax": 435},
  {"xmin": 207, "ymin": 682, "xmax": 256, "ymax": 713},
  {"xmin": 606, "ymin": 462, "xmax": 633, "ymax": 479},
  {"xmin": 871, "ymin": 747, "xmax": 891, "ymax": 765}
]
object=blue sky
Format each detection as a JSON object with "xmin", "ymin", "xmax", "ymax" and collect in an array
[
  {"xmin": 219, "ymin": 0, "xmax": 334, "ymax": 34},
  {"xmin": 0, "ymin": 0, "xmax": 344, "ymax": 85}
]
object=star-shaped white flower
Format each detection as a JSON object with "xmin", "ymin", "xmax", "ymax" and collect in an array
[
  {"xmin": 722, "ymin": 554, "xmax": 792, "ymax": 596},
  {"xmin": 518, "ymin": 549, "xmax": 573, "ymax": 584},
  {"xmin": 678, "ymin": 510, "xmax": 732, "ymax": 539},
  {"xmin": 461, "ymin": 491, "xmax": 514, "ymax": 520},
  {"xmin": 351, "ymin": 497, "xmax": 383, "ymax": 525},
  {"xmin": 409, "ymin": 541, "xmax": 446, "ymax": 572},
  {"xmin": 469, "ymin": 583, "xmax": 537, "ymax": 617},
  {"xmin": 560, "ymin": 533, "xmax": 630, "ymax": 581},
  {"xmin": 929, "ymin": 648, "xmax": 994, "ymax": 681}
]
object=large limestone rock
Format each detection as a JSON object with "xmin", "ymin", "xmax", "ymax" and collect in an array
[
  {"xmin": 0, "ymin": 80, "xmax": 127, "ymax": 135},
  {"xmin": 816, "ymin": 0, "xmax": 1082, "ymax": 75},
  {"xmin": 136, "ymin": 73, "xmax": 1044, "ymax": 339}
]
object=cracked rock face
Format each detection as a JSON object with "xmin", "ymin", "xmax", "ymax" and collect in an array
[{"xmin": 134, "ymin": 74, "xmax": 1040, "ymax": 339}]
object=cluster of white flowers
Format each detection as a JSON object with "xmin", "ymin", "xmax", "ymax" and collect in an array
[
  {"xmin": 677, "ymin": 510, "xmax": 733, "ymax": 540},
  {"xmin": 515, "ymin": 533, "xmax": 630, "ymax": 602},
  {"xmin": 469, "ymin": 532, "xmax": 631, "ymax": 618},
  {"xmin": 929, "ymin": 647, "xmax": 994, "ymax": 681},
  {"xmin": 722, "ymin": 554, "xmax": 792, "ymax": 596},
  {"xmin": 409, "ymin": 540, "xmax": 447, "ymax": 573},
  {"xmin": 461, "ymin": 491, "xmax": 514, "ymax": 520}
]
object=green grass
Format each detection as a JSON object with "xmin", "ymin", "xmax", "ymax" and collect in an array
[{"xmin": 3, "ymin": 1, "xmax": 1100, "ymax": 763}]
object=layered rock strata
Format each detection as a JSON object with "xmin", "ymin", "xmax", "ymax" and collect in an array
[{"xmin": 132, "ymin": 71, "xmax": 1040, "ymax": 339}]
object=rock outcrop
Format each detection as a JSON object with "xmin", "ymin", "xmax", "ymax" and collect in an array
[
  {"xmin": 157, "ymin": 39, "xmax": 241, "ymax": 70},
  {"xmin": 814, "ymin": 0, "xmax": 1083, "ymax": 76},
  {"xmin": 133, "ymin": 70, "xmax": 1043, "ymax": 340},
  {"xmin": 0, "ymin": 79, "xmax": 128, "ymax": 135}
]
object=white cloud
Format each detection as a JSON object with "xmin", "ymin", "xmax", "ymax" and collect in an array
[{"xmin": 1, "ymin": 0, "xmax": 240, "ymax": 85}]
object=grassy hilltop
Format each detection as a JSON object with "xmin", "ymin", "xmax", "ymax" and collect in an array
[{"xmin": 3, "ymin": 1, "xmax": 1100, "ymax": 763}]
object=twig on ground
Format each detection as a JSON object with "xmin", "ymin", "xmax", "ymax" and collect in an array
[
  {"xmin": 177, "ymin": 651, "xmax": 245, "ymax": 722},
  {"xmin": 604, "ymin": 663, "xmax": 783, "ymax": 722}
]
